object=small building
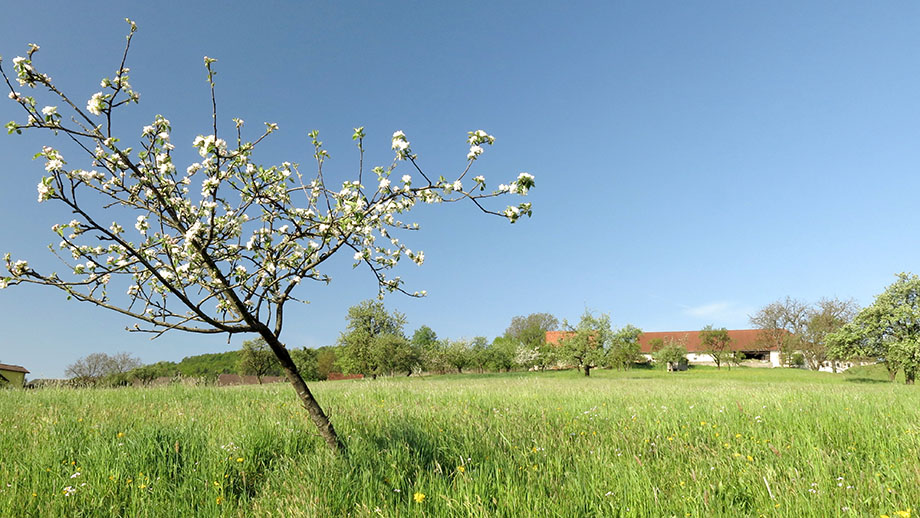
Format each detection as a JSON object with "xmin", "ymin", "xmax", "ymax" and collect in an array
[
  {"xmin": 0, "ymin": 363, "xmax": 30, "ymax": 388},
  {"xmin": 545, "ymin": 329, "xmax": 782, "ymax": 367}
]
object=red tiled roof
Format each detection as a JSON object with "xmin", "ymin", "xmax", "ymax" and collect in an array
[
  {"xmin": 0, "ymin": 363, "xmax": 29, "ymax": 374},
  {"xmin": 546, "ymin": 329, "xmax": 780, "ymax": 353}
]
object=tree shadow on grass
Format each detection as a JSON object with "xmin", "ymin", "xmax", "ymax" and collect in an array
[
  {"xmin": 362, "ymin": 423, "xmax": 457, "ymax": 473},
  {"xmin": 844, "ymin": 377, "xmax": 891, "ymax": 384}
]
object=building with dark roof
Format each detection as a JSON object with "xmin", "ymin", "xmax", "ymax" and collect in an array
[{"xmin": 0, "ymin": 363, "xmax": 30, "ymax": 387}]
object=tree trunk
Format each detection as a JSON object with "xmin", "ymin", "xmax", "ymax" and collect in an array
[
  {"xmin": 583, "ymin": 365, "xmax": 591, "ymax": 376},
  {"xmin": 261, "ymin": 331, "xmax": 344, "ymax": 453},
  {"xmin": 888, "ymin": 366, "xmax": 898, "ymax": 382}
]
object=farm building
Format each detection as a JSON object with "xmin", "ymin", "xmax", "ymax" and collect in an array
[
  {"xmin": 0, "ymin": 363, "xmax": 30, "ymax": 388},
  {"xmin": 545, "ymin": 329, "xmax": 782, "ymax": 367}
]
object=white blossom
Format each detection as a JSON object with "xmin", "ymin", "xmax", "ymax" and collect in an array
[
  {"xmin": 135, "ymin": 215, "xmax": 149, "ymax": 235},
  {"xmin": 86, "ymin": 92, "xmax": 105, "ymax": 115},
  {"xmin": 36, "ymin": 180, "xmax": 52, "ymax": 202},
  {"xmin": 10, "ymin": 260, "xmax": 29, "ymax": 276}
]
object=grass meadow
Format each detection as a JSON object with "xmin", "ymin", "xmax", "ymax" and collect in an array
[{"xmin": 1, "ymin": 366, "xmax": 918, "ymax": 517}]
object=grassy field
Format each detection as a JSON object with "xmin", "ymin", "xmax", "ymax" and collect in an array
[{"xmin": 1, "ymin": 366, "xmax": 918, "ymax": 517}]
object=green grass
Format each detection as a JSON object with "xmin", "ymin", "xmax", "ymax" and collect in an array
[{"xmin": 1, "ymin": 367, "xmax": 918, "ymax": 517}]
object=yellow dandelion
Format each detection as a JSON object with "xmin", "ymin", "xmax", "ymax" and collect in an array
[
  {"xmin": 457, "ymin": 465, "xmax": 465, "ymax": 473},
  {"xmin": 746, "ymin": 456, "xmax": 753, "ymax": 462},
  {"xmin": 216, "ymin": 496, "xmax": 223, "ymax": 505},
  {"xmin": 413, "ymin": 492, "xmax": 426, "ymax": 503},
  {"xmin": 895, "ymin": 510, "xmax": 911, "ymax": 518},
  {"xmin": 236, "ymin": 457, "xmax": 244, "ymax": 463},
  {"xmin": 117, "ymin": 432, "xmax": 125, "ymax": 438}
]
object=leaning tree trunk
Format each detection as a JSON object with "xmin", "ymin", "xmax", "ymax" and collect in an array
[
  {"xmin": 260, "ymin": 330, "xmax": 344, "ymax": 453},
  {"xmin": 583, "ymin": 365, "xmax": 591, "ymax": 376}
]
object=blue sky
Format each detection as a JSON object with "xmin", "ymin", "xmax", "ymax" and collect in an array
[{"xmin": 2, "ymin": 2, "xmax": 919, "ymax": 379}]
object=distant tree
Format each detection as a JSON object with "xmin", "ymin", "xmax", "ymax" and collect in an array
[
  {"xmin": 728, "ymin": 350, "xmax": 746, "ymax": 368},
  {"xmin": 559, "ymin": 310, "xmax": 613, "ymax": 376},
  {"xmin": 533, "ymin": 340, "xmax": 560, "ymax": 370},
  {"xmin": 290, "ymin": 348, "xmax": 320, "ymax": 381},
  {"xmin": 648, "ymin": 337, "xmax": 666, "ymax": 352},
  {"xmin": 411, "ymin": 325, "xmax": 441, "ymax": 373},
  {"xmin": 489, "ymin": 336, "xmax": 517, "ymax": 372},
  {"xmin": 750, "ymin": 297, "xmax": 809, "ymax": 366},
  {"xmin": 801, "ymin": 297, "xmax": 859, "ymax": 371},
  {"xmin": 315, "ymin": 347, "xmax": 340, "ymax": 381},
  {"xmin": 374, "ymin": 333, "xmax": 419, "ymax": 376},
  {"xmin": 412, "ymin": 326, "xmax": 439, "ymax": 349},
  {"xmin": 505, "ymin": 313, "xmax": 558, "ymax": 349},
  {"xmin": 514, "ymin": 344, "xmax": 541, "ymax": 370},
  {"xmin": 699, "ymin": 325, "xmax": 733, "ymax": 370},
  {"xmin": 66, "ymin": 352, "xmax": 141, "ymax": 381},
  {"xmin": 469, "ymin": 336, "xmax": 491, "ymax": 373},
  {"xmin": 607, "ymin": 324, "xmax": 643, "ymax": 370},
  {"xmin": 654, "ymin": 342, "xmax": 688, "ymax": 371},
  {"xmin": 443, "ymin": 339, "xmax": 472, "ymax": 374},
  {"xmin": 338, "ymin": 300, "xmax": 407, "ymax": 379},
  {"xmin": 130, "ymin": 365, "xmax": 159, "ymax": 384},
  {"xmin": 238, "ymin": 338, "xmax": 278, "ymax": 383},
  {"xmin": 827, "ymin": 273, "xmax": 920, "ymax": 384}
]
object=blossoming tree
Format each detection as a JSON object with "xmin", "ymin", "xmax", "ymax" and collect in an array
[{"xmin": 0, "ymin": 20, "xmax": 534, "ymax": 452}]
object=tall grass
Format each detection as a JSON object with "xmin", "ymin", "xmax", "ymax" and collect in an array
[{"xmin": 1, "ymin": 367, "xmax": 917, "ymax": 517}]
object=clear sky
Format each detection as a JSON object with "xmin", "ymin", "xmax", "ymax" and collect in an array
[{"xmin": 2, "ymin": 2, "xmax": 919, "ymax": 379}]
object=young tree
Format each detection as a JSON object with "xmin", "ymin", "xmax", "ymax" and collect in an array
[
  {"xmin": 607, "ymin": 324, "xmax": 642, "ymax": 370},
  {"xmin": 237, "ymin": 338, "xmax": 277, "ymax": 383},
  {"xmin": 338, "ymin": 300, "xmax": 407, "ymax": 379},
  {"xmin": 654, "ymin": 341, "xmax": 688, "ymax": 372},
  {"xmin": 0, "ymin": 22, "xmax": 534, "ymax": 452},
  {"xmin": 801, "ymin": 297, "xmax": 859, "ymax": 371},
  {"xmin": 749, "ymin": 297, "xmax": 809, "ymax": 366},
  {"xmin": 827, "ymin": 273, "xmax": 920, "ymax": 384},
  {"xmin": 698, "ymin": 325, "xmax": 732, "ymax": 370},
  {"xmin": 559, "ymin": 310, "xmax": 613, "ymax": 376}
]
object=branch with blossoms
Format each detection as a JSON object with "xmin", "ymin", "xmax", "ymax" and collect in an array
[{"xmin": 0, "ymin": 19, "xmax": 535, "ymax": 341}]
